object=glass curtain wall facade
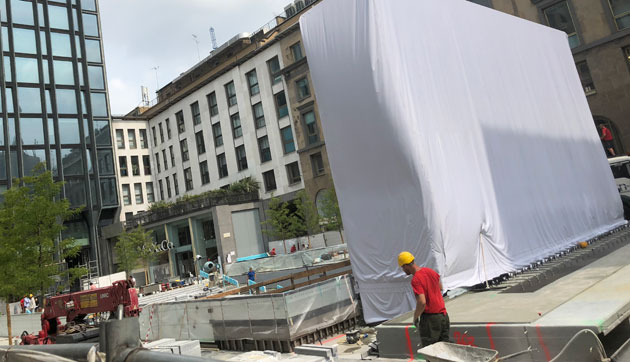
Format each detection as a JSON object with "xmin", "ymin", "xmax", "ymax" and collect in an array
[{"xmin": 0, "ymin": 0, "xmax": 117, "ymax": 271}]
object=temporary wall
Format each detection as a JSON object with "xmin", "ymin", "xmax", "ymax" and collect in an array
[{"xmin": 300, "ymin": 0, "xmax": 625, "ymax": 323}]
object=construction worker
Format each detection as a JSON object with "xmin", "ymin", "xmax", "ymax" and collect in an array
[{"xmin": 398, "ymin": 251, "xmax": 450, "ymax": 347}]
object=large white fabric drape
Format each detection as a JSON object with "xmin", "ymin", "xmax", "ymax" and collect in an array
[{"xmin": 300, "ymin": 0, "xmax": 624, "ymax": 323}]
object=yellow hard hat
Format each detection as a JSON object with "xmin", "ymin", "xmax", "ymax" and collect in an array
[
  {"xmin": 398, "ymin": 251, "xmax": 414, "ymax": 267},
  {"xmin": 29, "ymin": 294, "xmax": 33, "ymax": 297}
]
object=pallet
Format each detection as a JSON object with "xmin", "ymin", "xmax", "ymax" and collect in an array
[{"xmin": 214, "ymin": 315, "xmax": 359, "ymax": 353}]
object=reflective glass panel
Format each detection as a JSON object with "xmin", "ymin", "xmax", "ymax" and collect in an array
[
  {"xmin": 0, "ymin": 118, "xmax": 4, "ymax": 146},
  {"xmin": 45, "ymin": 90, "xmax": 52, "ymax": 113},
  {"xmin": 37, "ymin": 2, "xmax": 45, "ymax": 27},
  {"xmin": 97, "ymin": 148, "xmax": 114, "ymax": 175},
  {"xmin": 85, "ymin": 148, "xmax": 93, "ymax": 174},
  {"xmin": 49, "ymin": 149, "xmax": 58, "ymax": 176},
  {"xmin": 53, "ymin": 60, "xmax": 75, "ymax": 85},
  {"xmin": 48, "ymin": 118, "xmax": 55, "ymax": 144},
  {"xmin": 90, "ymin": 92, "xmax": 107, "ymax": 117},
  {"xmin": 1, "ymin": 0, "xmax": 6, "ymax": 22},
  {"xmin": 61, "ymin": 148, "xmax": 84, "ymax": 175},
  {"xmin": 0, "ymin": 150, "xmax": 5, "ymax": 180},
  {"xmin": 13, "ymin": 28, "xmax": 37, "ymax": 54},
  {"xmin": 10, "ymin": 150, "xmax": 17, "ymax": 177},
  {"xmin": 83, "ymin": 118, "xmax": 90, "ymax": 144},
  {"xmin": 75, "ymin": 35, "xmax": 82, "ymax": 59},
  {"xmin": 58, "ymin": 118, "xmax": 80, "ymax": 144},
  {"xmin": 82, "ymin": 13, "xmax": 98, "ymax": 36},
  {"xmin": 72, "ymin": 8, "xmax": 79, "ymax": 31},
  {"xmin": 100, "ymin": 178, "xmax": 118, "ymax": 206},
  {"xmin": 11, "ymin": 0, "xmax": 34, "ymax": 26},
  {"xmin": 56, "ymin": 89, "xmax": 77, "ymax": 114},
  {"xmin": 2, "ymin": 27, "xmax": 9, "ymax": 52},
  {"xmin": 87, "ymin": 65, "xmax": 104, "ymax": 89},
  {"xmin": 42, "ymin": 59, "xmax": 50, "ymax": 84},
  {"xmin": 80, "ymin": 91, "xmax": 86, "ymax": 113},
  {"xmin": 4, "ymin": 56, "xmax": 11, "ymax": 82},
  {"xmin": 64, "ymin": 179, "xmax": 86, "ymax": 207},
  {"xmin": 18, "ymin": 87, "xmax": 42, "ymax": 113},
  {"xmin": 40, "ymin": 31, "xmax": 47, "ymax": 55},
  {"xmin": 93, "ymin": 119, "xmax": 110, "ymax": 146},
  {"xmin": 8, "ymin": 117, "xmax": 15, "ymax": 145},
  {"xmin": 78, "ymin": 61, "xmax": 84, "ymax": 86},
  {"xmin": 85, "ymin": 39, "xmax": 101, "ymax": 63},
  {"xmin": 51, "ymin": 32, "xmax": 71, "ymax": 57},
  {"xmin": 15, "ymin": 57, "xmax": 39, "ymax": 83},
  {"xmin": 20, "ymin": 117, "xmax": 44, "ymax": 145},
  {"xmin": 5, "ymin": 88, "xmax": 14, "ymax": 113},
  {"xmin": 81, "ymin": 0, "xmax": 96, "ymax": 11},
  {"xmin": 23, "ymin": 149, "xmax": 46, "ymax": 176},
  {"xmin": 48, "ymin": 4, "xmax": 69, "ymax": 30}
]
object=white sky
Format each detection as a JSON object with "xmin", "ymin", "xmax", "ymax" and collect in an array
[{"xmin": 99, "ymin": 0, "xmax": 291, "ymax": 115}]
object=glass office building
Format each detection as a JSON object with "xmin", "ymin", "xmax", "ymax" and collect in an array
[{"xmin": 0, "ymin": 0, "xmax": 118, "ymax": 273}]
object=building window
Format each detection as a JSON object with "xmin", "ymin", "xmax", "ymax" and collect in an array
[
  {"xmin": 127, "ymin": 130, "xmax": 137, "ymax": 149},
  {"xmin": 169, "ymin": 145, "xmax": 176, "ymax": 167},
  {"xmin": 281, "ymin": 126, "xmax": 295, "ymax": 153},
  {"xmin": 151, "ymin": 126, "xmax": 157, "ymax": 146},
  {"xmin": 246, "ymin": 69, "xmax": 260, "ymax": 96},
  {"xmin": 158, "ymin": 179, "xmax": 164, "ymax": 200},
  {"xmin": 155, "ymin": 152, "xmax": 161, "ymax": 173},
  {"xmin": 139, "ymin": 129, "xmax": 148, "ymax": 148},
  {"xmin": 236, "ymin": 145, "xmax": 248, "ymax": 171},
  {"xmin": 303, "ymin": 110, "xmax": 320, "ymax": 145},
  {"xmin": 116, "ymin": 129, "xmax": 124, "ymax": 149},
  {"xmin": 143, "ymin": 155, "xmax": 151, "ymax": 175},
  {"xmin": 202, "ymin": 220, "xmax": 216, "ymax": 240},
  {"xmin": 275, "ymin": 91, "xmax": 288, "ymax": 118},
  {"xmin": 286, "ymin": 162, "xmax": 301, "ymax": 184},
  {"xmin": 263, "ymin": 170, "xmax": 277, "ymax": 192},
  {"xmin": 165, "ymin": 176, "xmax": 172, "ymax": 198},
  {"xmin": 258, "ymin": 136, "xmax": 272, "ymax": 163},
  {"xmin": 200, "ymin": 161, "xmax": 210, "ymax": 184},
  {"xmin": 119, "ymin": 156, "xmax": 128, "ymax": 176},
  {"xmin": 207, "ymin": 92, "xmax": 219, "ymax": 117},
  {"xmin": 252, "ymin": 102, "xmax": 265, "ymax": 129},
  {"xmin": 231, "ymin": 113, "xmax": 242, "ymax": 138},
  {"xmin": 608, "ymin": 0, "xmax": 630, "ymax": 30},
  {"xmin": 162, "ymin": 149, "xmax": 169, "ymax": 170},
  {"xmin": 176, "ymin": 111, "xmax": 186, "ymax": 133},
  {"xmin": 217, "ymin": 153, "xmax": 228, "ymax": 178},
  {"xmin": 134, "ymin": 183, "xmax": 144, "ymax": 204},
  {"xmin": 165, "ymin": 118, "xmax": 172, "ymax": 139},
  {"xmin": 267, "ymin": 56, "xmax": 282, "ymax": 84},
  {"xmin": 159, "ymin": 122, "xmax": 165, "ymax": 142},
  {"xmin": 131, "ymin": 156, "xmax": 140, "ymax": 176},
  {"xmin": 576, "ymin": 61, "xmax": 596, "ymax": 94},
  {"xmin": 173, "ymin": 173, "xmax": 179, "ymax": 195},
  {"xmin": 311, "ymin": 152, "xmax": 325, "ymax": 176},
  {"xmin": 225, "ymin": 81, "xmax": 237, "ymax": 107},
  {"xmin": 146, "ymin": 182, "xmax": 155, "ymax": 203},
  {"xmin": 180, "ymin": 139, "xmax": 189, "ymax": 162},
  {"xmin": 184, "ymin": 167, "xmax": 194, "ymax": 191},
  {"xmin": 195, "ymin": 131, "xmax": 206, "ymax": 154},
  {"xmin": 122, "ymin": 184, "xmax": 131, "ymax": 205},
  {"xmin": 625, "ymin": 46, "xmax": 630, "ymax": 69},
  {"xmin": 291, "ymin": 42, "xmax": 304, "ymax": 62},
  {"xmin": 296, "ymin": 77, "xmax": 310, "ymax": 100},
  {"xmin": 544, "ymin": 1, "xmax": 580, "ymax": 48},
  {"xmin": 191, "ymin": 101, "xmax": 201, "ymax": 125},
  {"xmin": 212, "ymin": 122, "xmax": 223, "ymax": 147}
]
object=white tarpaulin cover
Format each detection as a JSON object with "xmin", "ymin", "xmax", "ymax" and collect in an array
[{"xmin": 300, "ymin": 0, "xmax": 625, "ymax": 323}]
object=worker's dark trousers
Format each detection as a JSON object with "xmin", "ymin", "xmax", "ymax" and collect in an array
[{"xmin": 418, "ymin": 313, "xmax": 450, "ymax": 347}]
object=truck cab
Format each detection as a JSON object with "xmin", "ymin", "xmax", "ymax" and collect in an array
[{"xmin": 608, "ymin": 156, "xmax": 630, "ymax": 219}]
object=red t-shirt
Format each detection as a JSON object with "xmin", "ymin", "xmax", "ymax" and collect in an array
[
  {"xmin": 602, "ymin": 127, "xmax": 613, "ymax": 141},
  {"xmin": 411, "ymin": 268, "xmax": 447, "ymax": 315}
]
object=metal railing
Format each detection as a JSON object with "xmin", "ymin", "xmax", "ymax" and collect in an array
[{"xmin": 125, "ymin": 191, "xmax": 259, "ymax": 228}]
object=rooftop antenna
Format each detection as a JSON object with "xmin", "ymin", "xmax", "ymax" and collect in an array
[
  {"xmin": 192, "ymin": 34, "xmax": 201, "ymax": 61},
  {"xmin": 150, "ymin": 66, "xmax": 159, "ymax": 91},
  {"xmin": 209, "ymin": 27, "xmax": 218, "ymax": 50}
]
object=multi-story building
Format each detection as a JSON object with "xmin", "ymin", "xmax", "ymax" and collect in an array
[
  {"xmin": 0, "ymin": 0, "xmax": 118, "ymax": 275},
  {"xmin": 472, "ymin": 0, "xmax": 630, "ymax": 154},
  {"xmin": 111, "ymin": 116, "xmax": 153, "ymax": 222}
]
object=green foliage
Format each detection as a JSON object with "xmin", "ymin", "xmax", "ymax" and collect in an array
[
  {"xmin": 148, "ymin": 177, "xmax": 260, "ymax": 212},
  {"xmin": 0, "ymin": 164, "xmax": 84, "ymax": 302},
  {"xmin": 114, "ymin": 225, "xmax": 156, "ymax": 276},
  {"xmin": 294, "ymin": 190, "xmax": 320, "ymax": 238},
  {"xmin": 263, "ymin": 197, "xmax": 302, "ymax": 252},
  {"xmin": 320, "ymin": 184, "xmax": 343, "ymax": 232}
]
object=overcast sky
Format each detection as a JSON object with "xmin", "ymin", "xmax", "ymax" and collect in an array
[{"xmin": 99, "ymin": 0, "xmax": 291, "ymax": 115}]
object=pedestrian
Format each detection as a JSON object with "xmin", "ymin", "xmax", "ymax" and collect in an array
[
  {"xmin": 248, "ymin": 267, "xmax": 256, "ymax": 283},
  {"xmin": 398, "ymin": 251, "xmax": 450, "ymax": 347},
  {"xmin": 23, "ymin": 295, "xmax": 31, "ymax": 314},
  {"xmin": 127, "ymin": 274, "xmax": 136, "ymax": 288},
  {"xmin": 29, "ymin": 294, "xmax": 37, "ymax": 313},
  {"xmin": 599, "ymin": 124, "xmax": 616, "ymax": 157},
  {"xmin": 269, "ymin": 248, "xmax": 277, "ymax": 256},
  {"xmin": 89, "ymin": 282, "xmax": 97, "ymax": 290},
  {"xmin": 20, "ymin": 296, "xmax": 25, "ymax": 313},
  {"xmin": 290, "ymin": 244, "xmax": 297, "ymax": 253}
]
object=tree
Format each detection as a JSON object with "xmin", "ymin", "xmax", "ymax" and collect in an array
[
  {"xmin": 262, "ymin": 196, "xmax": 301, "ymax": 254},
  {"xmin": 294, "ymin": 190, "xmax": 320, "ymax": 248},
  {"xmin": 0, "ymin": 164, "xmax": 84, "ymax": 345},
  {"xmin": 114, "ymin": 226, "xmax": 157, "ymax": 282},
  {"xmin": 320, "ymin": 185, "xmax": 344, "ymax": 243}
]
